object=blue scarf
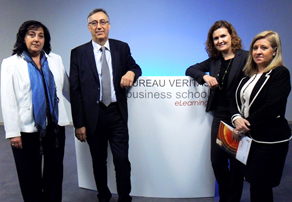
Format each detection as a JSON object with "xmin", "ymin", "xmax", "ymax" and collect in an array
[{"xmin": 23, "ymin": 51, "xmax": 58, "ymax": 151}]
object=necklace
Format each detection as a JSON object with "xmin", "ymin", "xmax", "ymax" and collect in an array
[
  {"xmin": 240, "ymin": 74, "xmax": 258, "ymax": 118},
  {"xmin": 217, "ymin": 58, "xmax": 233, "ymax": 90}
]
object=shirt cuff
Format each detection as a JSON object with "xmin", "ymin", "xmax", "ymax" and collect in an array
[{"xmin": 231, "ymin": 114, "xmax": 242, "ymax": 127}]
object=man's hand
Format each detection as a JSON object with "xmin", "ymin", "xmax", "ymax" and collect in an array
[
  {"xmin": 120, "ymin": 71, "xmax": 135, "ymax": 88},
  {"xmin": 75, "ymin": 126, "xmax": 87, "ymax": 142},
  {"xmin": 10, "ymin": 136, "xmax": 23, "ymax": 149}
]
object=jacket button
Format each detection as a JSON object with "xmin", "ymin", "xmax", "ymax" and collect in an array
[{"xmin": 96, "ymin": 101, "xmax": 99, "ymax": 104}]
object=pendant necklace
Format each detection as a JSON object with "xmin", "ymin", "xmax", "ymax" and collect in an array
[{"xmin": 217, "ymin": 58, "xmax": 233, "ymax": 90}]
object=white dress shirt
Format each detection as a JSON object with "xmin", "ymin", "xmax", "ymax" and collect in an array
[{"xmin": 92, "ymin": 40, "xmax": 117, "ymax": 102}]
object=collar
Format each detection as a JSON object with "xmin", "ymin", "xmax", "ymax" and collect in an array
[
  {"xmin": 92, "ymin": 40, "xmax": 110, "ymax": 52},
  {"xmin": 21, "ymin": 50, "xmax": 48, "ymax": 65}
]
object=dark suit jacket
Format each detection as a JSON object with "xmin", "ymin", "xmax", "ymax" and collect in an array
[
  {"xmin": 69, "ymin": 39, "xmax": 142, "ymax": 134},
  {"xmin": 186, "ymin": 49, "xmax": 248, "ymax": 112},
  {"xmin": 231, "ymin": 66, "xmax": 291, "ymax": 142}
]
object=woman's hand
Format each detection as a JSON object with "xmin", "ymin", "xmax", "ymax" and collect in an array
[
  {"xmin": 232, "ymin": 118, "xmax": 251, "ymax": 141},
  {"xmin": 203, "ymin": 75, "xmax": 218, "ymax": 89},
  {"xmin": 10, "ymin": 137, "xmax": 23, "ymax": 149},
  {"xmin": 232, "ymin": 129, "xmax": 242, "ymax": 142}
]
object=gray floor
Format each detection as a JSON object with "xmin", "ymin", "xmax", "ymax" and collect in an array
[{"xmin": 0, "ymin": 125, "xmax": 291, "ymax": 202}]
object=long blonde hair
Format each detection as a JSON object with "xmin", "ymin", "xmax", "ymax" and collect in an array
[{"xmin": 244, "ymin": 30, "xmax": 283, "ymax": 77}]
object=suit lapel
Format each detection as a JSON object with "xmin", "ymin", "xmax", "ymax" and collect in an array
[
  {"xmin": 237, "ymin": 71, "xmax": 272, "ymax": 113},
  {"xmin": 109, "ymin": 39, "xmax": 119, "ymax": 87},
  {"xmin": 249, "ymin": 71, "xmax": 271, "ymax": 107},
  {"xmin": 84, "ymin": 41, "xmax": 99, "ymax": 82},
  {"xmin": 227, "ymin": 50, "xmax": 242, "ymax": 90},
  {"xmin": 210, "ymin": 59, "xmax": 220, "ymax": 77},
  {"xmin": 235, "ymin": 77, "xmax": 247, "ymax": 113}
]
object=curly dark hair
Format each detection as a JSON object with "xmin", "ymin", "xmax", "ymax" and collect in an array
[
  {"xmin": 205, "ymin": 20, "xmax": 242, "ymax": 58},
  {"xmin": 12, "ymin": 20, "xmax": 51, "ymax": 56}
]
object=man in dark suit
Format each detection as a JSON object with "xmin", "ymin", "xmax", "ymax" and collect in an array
[{"xmin": 69, "ymin": 8, "xmax": 141, "ymax": 202}]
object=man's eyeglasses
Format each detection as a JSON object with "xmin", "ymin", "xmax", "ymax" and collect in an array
[{"xmin": 88, "ymin": 20, "xmax": 109, "ymax": 27}]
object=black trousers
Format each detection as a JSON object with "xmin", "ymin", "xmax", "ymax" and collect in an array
[
  {"xmin": 245, "ymin": 141, "xmax": 289, "ymax": 202},
  {"xmin": 12, "ymin": 125, "xmax": 65, "ymax": 202},
  {"xmin": 211, "ymin": 107, "xmax": 244, "ymax": 202},
  {"xmin": 86, "ymin": 103, "xmax": 132, "ymax": 202},
  {"xmin": 250, "ymin": 184, "xmax": 273, "ymax": 202}
]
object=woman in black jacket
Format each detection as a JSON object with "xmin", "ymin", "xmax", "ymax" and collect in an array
[
  {"xmin": 231, "ymin": 30, "xmax": 291, "ymax": 202},
  {"xmin": 186, "ymin": 20, "xmax": 248, "ymax": 202}
]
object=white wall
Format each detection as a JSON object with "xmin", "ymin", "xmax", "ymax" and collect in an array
[{"xmin": 1, "ymin": 0, "xmax": 292, "ymax": 123}]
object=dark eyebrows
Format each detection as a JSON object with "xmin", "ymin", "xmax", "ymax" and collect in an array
[
  {"xmin": 26, "ymin": 30, "xmax": 44, "ymax": 37},
  {"xmin": 213, "ymin": 34, "xmax": 226, "ymax": 40}
]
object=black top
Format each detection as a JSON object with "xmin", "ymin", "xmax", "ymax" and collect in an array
[
  {"xmin": 186, "ymin": 49, "xmax": 249, "ymax": 114},
  {"xmin": 212, "ymin": 57, "xmax": 234, "ymax": 109}
]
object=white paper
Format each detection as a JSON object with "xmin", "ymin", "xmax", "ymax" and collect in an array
[{"xmin": 236, "ymin": 136, "xmax": 252, "ymax": 165}]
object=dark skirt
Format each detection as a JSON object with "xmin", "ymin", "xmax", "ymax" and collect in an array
[{"xmin": 242, "ymin": 141, "xmax": 289, "ymax": 187}]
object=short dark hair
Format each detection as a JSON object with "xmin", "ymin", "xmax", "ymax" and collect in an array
[
  {"xmin": 87, "ymin": 8, "xmax": 110, "ymax": 21},
  {"xmin": 205, "ymin": 20, "xmax": 242, "ymax": 58},
  {"xmin": 12, "ymin": 20, "xmax": 51, "ymax": 56}
]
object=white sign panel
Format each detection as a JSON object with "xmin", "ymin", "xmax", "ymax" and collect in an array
[{"xmin": 75, "ymin": 76, "xmax": 215, "ymax": 198}]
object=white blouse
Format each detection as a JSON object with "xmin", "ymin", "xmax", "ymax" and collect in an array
[{"xmin": 240, "ymin": 73, "xmax": 262, "ymax": 118}]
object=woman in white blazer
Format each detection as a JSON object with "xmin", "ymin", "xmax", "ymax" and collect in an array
[{"xmin": 1, "ymin": 20, "xmax": 70, "ymax": 202}]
